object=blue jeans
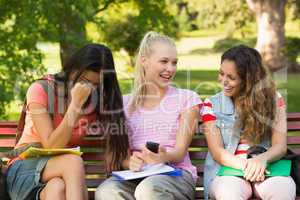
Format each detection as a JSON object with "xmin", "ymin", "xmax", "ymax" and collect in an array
[{"xmin": 6, "ymin": 157, "xmax": 50, "ymax": 200}]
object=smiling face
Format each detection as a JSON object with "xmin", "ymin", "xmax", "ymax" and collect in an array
[
  {"xmin": 218, "ymin": 59, "xmax": 241, "ymax": 98},
  {"xmin": 142, "ymin": 42, "xmax": 178, "ymax": 89}
]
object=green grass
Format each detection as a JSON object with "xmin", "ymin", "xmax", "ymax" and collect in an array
[
  {"xmin": 280, "ymin": 73, "xmax": 300, "ymax": 112},
  {"xmin": 120, "ymin": 69, "xmax": 300, "ymax": 113},
  {"xmin": 4, "ymin": 69, "xmax": 300, "ymax": 120}
]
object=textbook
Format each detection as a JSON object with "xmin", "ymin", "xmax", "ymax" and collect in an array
[
  {"xmin": 19, "ymin": 146, "xmax": 82, "ymax": 159},
  {"xmin": 217, "ymin": 159, "xmax": 291, "ymax": 177},
  {"xmin": 112, "ymin": 164, "xmax": 182, "ymax": 180}
]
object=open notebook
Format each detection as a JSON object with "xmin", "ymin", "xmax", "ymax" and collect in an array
[
  {"xmin": 217, "ymin": 159, "xmax": 291, "ymax": 177},
  {"xmin": 112, "ymin": 164, "xmax": 182, "ymax": 180},
  {"xmin": 19, "ymin": 146, "xmax": 82, "ymax": 159}
]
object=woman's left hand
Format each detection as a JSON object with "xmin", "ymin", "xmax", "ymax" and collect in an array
[
  {"xmin": 243, "ymin": 156, "xmax": 267, "ymax": 182},
  {"xmin": 141, "ymin": 145, "xmax": 167, "ymax": 165}
]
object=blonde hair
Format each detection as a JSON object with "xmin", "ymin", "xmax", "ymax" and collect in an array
[{"xmin": 128, "ymin": 31, "xmax": 176, "ymax": 114}]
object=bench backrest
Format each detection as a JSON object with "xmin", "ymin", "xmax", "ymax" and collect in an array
[{"xmin": 0, "ymin": 113, "xmax": 300, "ymax": 199}]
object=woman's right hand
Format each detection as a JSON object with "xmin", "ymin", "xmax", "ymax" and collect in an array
[
  {"xmin": 70, "ymin": 82, "xmax": 92, "ymax": 109},
  {"xmin": 129, "ymin": 152, "xmax": 144, "ymax": 172}
]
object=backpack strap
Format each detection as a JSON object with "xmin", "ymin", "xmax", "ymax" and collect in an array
[
  {"xmin": 15, "ymin": 75, "xmax": 58, "ymax": 144},
  {"xmin": 15, "ymin": 101, "xmax": 27, "ymax": 144},
  {"xmin": 36, "ymin": 79, "xmax": 55, "ymax": 119}
]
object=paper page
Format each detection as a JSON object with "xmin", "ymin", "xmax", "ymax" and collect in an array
[{"xmin": 112, "ymin": 164, "xmax": 175, "ymax": 180}]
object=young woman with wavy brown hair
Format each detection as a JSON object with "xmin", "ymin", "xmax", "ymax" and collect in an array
[{"xmin": 201, "ymin": 45, "xmax": 296, "ymax": 200}]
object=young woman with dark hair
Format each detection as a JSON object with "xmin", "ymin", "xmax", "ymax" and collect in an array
[
  {"xmin": 202, "ymin": 45, "xmax": 296, "ymax": 200},
  {"xmin": 6, "ymin": 44, "xmax": 129, "ymax": 200}
]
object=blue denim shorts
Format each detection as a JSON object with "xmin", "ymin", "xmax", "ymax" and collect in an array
[{"xmin": 6, "ymin": 157, "xmax": 50, "ymax": 200}]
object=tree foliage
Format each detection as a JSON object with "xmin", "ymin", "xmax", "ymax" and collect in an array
[
  {"xmin": 94, "ymin": 0, "xmax": 178, "ymax": 66},
  {"xmin": 0, "ymin": 0, "xmax": 177, "ymax": 118}
]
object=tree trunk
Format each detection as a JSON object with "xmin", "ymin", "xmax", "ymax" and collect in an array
[
  {"xmin": 246, "ymin": 0, "xmax": 286, "ymax": 72},
  {"xmin": 58, "ymin": 8, "xmax": 87, "ymax": 67}
]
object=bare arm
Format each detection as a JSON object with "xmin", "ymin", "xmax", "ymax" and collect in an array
[
  {"xmin": 251, "ymin": 105, "xmax": 287, "ymax": 163},
  {"xmin": 29, "ymin": 82, "xmax": 91, "ymax": 148},
  {"xmin": 164, "ymin": 105, "xmax": 200, "ymax": 163},
  {"xmin": 243, "ymin": 105, "xmax": 287, "ymax": 182},
  {"xmin": 203, "ymin": 121, "xmax": 247, "ymax": 170},
  {"xmin": 140, "ymin": 105, "xmax": 200, "ymax": 164}
]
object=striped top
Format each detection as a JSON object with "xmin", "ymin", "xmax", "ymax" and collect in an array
[
  {"xmin": 123, "ymin": 86, "xmax": 201, "ymax": 182},
  {"xmin": 234, "ymin": 139, "xmax": 250, "ymax": 159}
]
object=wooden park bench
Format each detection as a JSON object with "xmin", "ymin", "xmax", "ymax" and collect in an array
[{"xmin": 0, "ymin": 112, "xmax": 299, "ymax": 199}]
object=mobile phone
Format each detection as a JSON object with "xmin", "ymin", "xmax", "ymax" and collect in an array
[{"xmin": 146, "ymin": 141, "xmax": 159, "ymax": 153}]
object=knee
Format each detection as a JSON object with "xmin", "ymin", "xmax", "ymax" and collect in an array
[
  {"xmin": 256, "ymin": 177, "xmax": 296, "ymax": 200},
  {"xmin": 210, "ymin": 177, "xmax": 251, "ymax": 200},
  {"xmin": 40, "ymin": 178, "xmax": 65, "ymax": 200},
  {"xmin": 134, "ymin": 179, "xmax": 157, "ymax": 198},
  {"xmin": 95, "ymin": 181, "xmax": 121, "ymax": 200},
  {"xmin": 263, "ymin": 191, "xmax": 296, "ymax": 200},
  {"xmin": 61, "ymin": 154, "xmax": 85, "ymax": 174},
  {"xmin": 213, "ymin": 187, "xmax": 239, "ymax": 200}
]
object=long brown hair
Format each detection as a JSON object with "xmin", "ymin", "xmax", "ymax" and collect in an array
[{"xmin": 221, "ymin": 45, "xmax": 277, "ymax": 144}]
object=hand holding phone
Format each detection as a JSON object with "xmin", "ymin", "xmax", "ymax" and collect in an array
[{"xmin": 146, "ymin": 141, "xmax": 159, "ymax": 153}]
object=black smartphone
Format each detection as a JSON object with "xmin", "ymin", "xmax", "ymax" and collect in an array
[{"xmin": 146, "ymin": 141, "xmax": 159, "ymax": 153}]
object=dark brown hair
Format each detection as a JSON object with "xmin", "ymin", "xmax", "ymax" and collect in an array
[{"xmin": 58, "ymin": 44, "xmax": 129, "ymax": 171}]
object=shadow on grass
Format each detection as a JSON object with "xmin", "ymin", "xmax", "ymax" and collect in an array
[{"xmin": 179, "ymin": 37, "xmax": 257, "ymax": 56}]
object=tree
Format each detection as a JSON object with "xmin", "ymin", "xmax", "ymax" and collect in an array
[
  {"xmin": 0, "ymin": 0, "xmax": 179, "ymax": 118},
  {"xmin": 97, "ymin": 0, "xmax": 178, "ymax": 67},
  {"xmin": 185, "ymin": 0, "xmax": 298, "ymax": 72},
  {"xmin": 246, "ymin": 0, "xmax": 287, "ymax": 72}
]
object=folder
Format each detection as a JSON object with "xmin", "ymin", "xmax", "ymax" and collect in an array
[
  {"xmin": 19, "ymin": 146, "xmax": 82, "ymax": 159},
  {"xmin": 217, "ymin": 159, "xmax": 291, "ymax": 177}
]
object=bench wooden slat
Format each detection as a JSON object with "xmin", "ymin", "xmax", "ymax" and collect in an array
[
  {"xmin": 0, "ymin": 121, "xmax": 18, "ymax": 127},
  {"xmin": 287, "ymin": 112, "xmax": 300, "ymax": 121},
  {"xmin": 1, "ymin": 112, "xmax": 300, "ymax": 200},
  {"xmin": 85, "ymin": 164, "xmax": 105, "ymax": 174},
  {"xmin": 190, "ymin": 135, "xmax": 300, "ymax": 147},
  {"xmin": 287, "ymin": 136, "xmax": 300, "ymax": 144},
  {"xmin": 86, "ymin": 178, "xmax": 104, "ymax": 188},
  {"xmin": 70, "ymin": 138, "xmax": 105, "ymax": 147},
  {"xmin": 286, "ymin": 122, "xmax": 300, "ymax": 131},
  {"xmin": 0, "ymin": 139, "xmax": 15, "ymax": 147},
  {"xmin": 189, "ymin": 151, "xmax": 207, "ymax": 160},
  {"xmin": 190, "ymin": 138, "xmax": 207, "ymax": 147},
  {"xmin": 0, "ymin": 128, "xmax": 17, "ymax": 135},
  {"xmin": 82, "ymin": 153, "xmax": 105, "ymax": 161}
]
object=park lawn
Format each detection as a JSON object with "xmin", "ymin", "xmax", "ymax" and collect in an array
[
  {"xmin": 4, "ymin": 69, "xmax": 300, "ymax": 121},
  {"xmin": 120, "ymin": 69, "xmax": 299, "ymax": 113}
]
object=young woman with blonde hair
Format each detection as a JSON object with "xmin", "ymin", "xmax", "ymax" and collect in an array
[{"xmin": 96, "ymin": 31, "xmax": 201, "ymax": 200}]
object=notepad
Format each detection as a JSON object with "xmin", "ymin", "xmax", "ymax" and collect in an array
[
  {"xmin": 112, "ymin": 164, "xmax": 181, "ymax": 180},
  {"xmin": 217, "ymin": 159, "xmax": 291, "ymax": 177},
  {"xmin": 19, "ymin": 146, "xmax": 82, "ymax": 159}
]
